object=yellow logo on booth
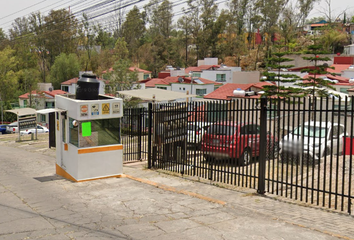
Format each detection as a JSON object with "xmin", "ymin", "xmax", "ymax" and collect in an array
[{"xmin": 102, "ymin": 103, "xmax": 110, "ymax": 114}]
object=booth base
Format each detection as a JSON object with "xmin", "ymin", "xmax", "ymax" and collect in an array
[{"xmin": 56, "ymin": 164, "xmax": 123, "ymax": 182}]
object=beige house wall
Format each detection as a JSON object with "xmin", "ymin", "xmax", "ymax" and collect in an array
[{"xmin": 232, "ymin": 71, "xmax": 260, "ymax": 84}]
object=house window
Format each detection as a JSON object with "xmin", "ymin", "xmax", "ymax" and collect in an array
[
  {"xmin": 61, "ymin": 86, "xmax": 69, "ymax": 92},
  {"xmin": 157, "ymin": 86, "xmax": 167, "ymax": 90},
  {"xmin": 40, "ymin": 114, "xmax": 46, "ymax": 122},
  {"xmin": 193, "ymin": 73, "xmax": 201, "ymax": 78},
  {"xmin": 23, "ymin": 100, "xmax": 28, "ymax": 107},
  {"xmin": 46, "ymin": 102, "xmax": 54, "ymax": 108},
  {"xmin": 196, "ymin": 89, "xmax": 207, "ymax": 96},
  {"xmin": 143, "ymin": 74, "xmax": 150, "ymax": 80},
  {"xmin": 216, "ymin": 74, "xmax": 226, "ymax": 82},
  {"xmin": 340, "ymin": 88, "xmax": 348, "ymax": 93}
]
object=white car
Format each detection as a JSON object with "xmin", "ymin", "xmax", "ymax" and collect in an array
[
  {"xmin": 20, "ymin": 125, "xmax": 49, "ymax": 135},
  {"xmin": 187, "ymin": 122, "xmax": 211, "ymax": 149},
  {"xmin": 279, "ymin": 121, "xmax": 346, "ymax": 161},
  {"xmin": 6, "ymin": 121, "xmax": 18, "ymax": 133}
]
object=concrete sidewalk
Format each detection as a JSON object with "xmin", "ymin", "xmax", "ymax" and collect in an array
[{"xmin": 0, "ymin": 136, "xmax": 353, "ymax": 239}]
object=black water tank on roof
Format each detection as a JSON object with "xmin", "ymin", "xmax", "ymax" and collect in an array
[{"xmin": 75, "ymin": 73, "xmax": 100, "ymax": 100}]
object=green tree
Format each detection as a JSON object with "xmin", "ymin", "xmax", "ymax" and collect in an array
[
  {"xmin": 114, "ymin": 37, "xmax": 129, "ymax": 59},
  {"xmin": 145, "ymin": 0, "xmax": 173, "ymax": 39},
  {"xmin": 43, "ymin": 9, "xmax": 79, "ymax": 65},
  {"xmin": 261, "ymin": 46, "xmax": 304, "ymax": 99},
  {"xmin": 94, "ymin": 24, "xmax": 116, "ymax": 49},
  {"xmin": 50, "ymin": 53, "xmax": 80, "ymax": 89},
  {"xmin": 122, "ymin": 6, "xmax": 146, "ymax": 63},
  {"xmin": 319, "ymin": 28, "xmax": 349, "ymax": 53},
  {"xmin": 80, "ymin": 14, "xmax": 96, "ymax": 72},
  {"xmin": 106, "ymin": 59, "xmax": 140, "ymax": 106},
  {"xmin": 0, "ymin": 47, "xmax": 19, "ymax": 103},
  {"xmin": 297, "ymin": 43, "xmax": 335, "ymax": 97}
]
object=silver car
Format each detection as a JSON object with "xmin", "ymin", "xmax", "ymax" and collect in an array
[{"xmin": 279, "ymin": 121, "xmax": 346, "ymax": 161}]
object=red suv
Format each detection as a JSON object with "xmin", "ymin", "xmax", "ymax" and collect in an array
[{"xmin": 201, "ymin": 122, "xmax": 278, "ymax": 165}]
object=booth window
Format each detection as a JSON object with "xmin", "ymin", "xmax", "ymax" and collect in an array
[
  {"xmin": 69, "ymin": 118, "xmax": 79, "ymax": 147},
  {"xmin": 62, "ymin": 118, "xmax": 66, "ymax": 143}
]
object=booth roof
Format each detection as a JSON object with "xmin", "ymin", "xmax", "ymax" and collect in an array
[
  {"xmin": 117, "ymin": 88, "xmax": 197, "ymax": 101},
  {"xmin": 5, "ymin": 108, "xmax": 37, "ymax": 116},
  {"xmin": 36, "ymin": 108, "xmax": 66, "ymax": 114}
]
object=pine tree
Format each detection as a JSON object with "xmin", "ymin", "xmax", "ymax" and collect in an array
[
  {"xmin": 261, "ymin": 45, "xmax": 304, "ymax": 99},
  {"xmin": 296, "ymin": 43, "xmax": 335, "ymax": 98}
]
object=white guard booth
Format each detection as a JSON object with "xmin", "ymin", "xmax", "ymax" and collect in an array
[{"xmin": 55, "ymin": 94, "xmax": 123, "ymax": 182}]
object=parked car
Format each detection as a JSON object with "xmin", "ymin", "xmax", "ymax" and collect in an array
[
  {"xmin": 279, "ymin": 121, "xmax": 346, "ymax": 162},
  {"xmin": 201, "ymin": 122, "xmax": 278, "ymax": 165},
  {"xmin": 20, "ymin": 125, "xmax": 49, "ymax": 135},
  {"xmin": 187, "ymin": 122, "xmax": 211, "ymax": 148},
  {"xmin": 6, "ymin": 121, "xmax": 18, "ymax": 134},
  {"xmin": 0, "ymin": 124, "xmax": 8, "ymax": 134}
]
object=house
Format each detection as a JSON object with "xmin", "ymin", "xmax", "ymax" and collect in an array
[
  {"xmin": 18, "ymin": 88, "xmax": 67, "ymax": 128},
  {"xmin": 185, "ymin": 65, "xmax": 241, "ymax": 84},
  {"xmin": 141, "ymin": 76, "xmax": 222, "ymax": 100},
  {"xmin": 203, "ymin": 82, "xmax": 274, "ymax": 100},
  {"xmin": 61, "ymin": 77, "xmax": 107, "ymax": 95},
  {"xmin": 102, "ymin": 67, "xmax": 152, "ymax": 81},
  {"xmin": 232, "ymin": 71, "xmax": 261, "ymax": 84}
]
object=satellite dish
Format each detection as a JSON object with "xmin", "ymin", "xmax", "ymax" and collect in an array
[
  {"xmin": 178, "ymin": 77, "xmax": 184, "ymax": 83},
  {"xmin": 176, "ymin": 66, "xmax": 181, "ymax": 70}
]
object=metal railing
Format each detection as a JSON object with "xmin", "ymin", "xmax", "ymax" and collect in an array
[{"xmin": 145, "ymin": 97, "xmax": 354, "ymax": 214}]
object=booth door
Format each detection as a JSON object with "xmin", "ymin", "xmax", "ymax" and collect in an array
[{"xmin": 49, "ymin": 112, "xmax": 56, "ymax": 148}]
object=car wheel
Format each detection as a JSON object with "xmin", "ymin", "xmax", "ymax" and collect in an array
[{"xmin": 240, "ymin": 148, "xmax": 252, "ymax": 166}]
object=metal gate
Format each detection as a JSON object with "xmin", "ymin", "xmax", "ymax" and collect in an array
[
  {"xmin": 147, "ymin": 98, "xmax": 354, "ymax": 214},
  {"xmin": 122, "ymin": 108, "xmax": 148, "ymax": 162}
]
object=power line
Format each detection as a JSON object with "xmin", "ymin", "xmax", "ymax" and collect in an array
[{"xmin": 0, "ymin": 0, "xmax": 47, "ymax": 21}]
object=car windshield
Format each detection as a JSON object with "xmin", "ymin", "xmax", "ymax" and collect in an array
[
  {"xmin": 207, "ymin": 125, "xmax": 236, "ymax": 136},
  {"xmin": 293, "ymin": 126, "xmax": 327, "ymax": 138}
]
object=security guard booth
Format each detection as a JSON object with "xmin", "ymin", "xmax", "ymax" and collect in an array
[{"xmin": 55, "ymin": 74, "xmax": 123, "ymax": 182}]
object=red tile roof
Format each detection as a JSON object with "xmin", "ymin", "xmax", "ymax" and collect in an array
[
  {"xmin": 103, "ymin": 67, "xmax": 151, "ymax": 74},
  {"xmin": 203, "ymin": 82, "xmax": 274, "ymax": 100},
  {"xmin": 19, "ymin": 90, "xmax": 68, "ymax": 99},
  {"xmin": 252, "ymin": 82, "xmax": 274, "ymax": 89},
  {"xmin": 61, "ymin": 77, "xmax": 107, "ymax": 85},
  {"xmin": 185, "ymin": 65, "xmax": 221, "ymax": 74},
  {"xmin": 204, "ymin": 83, "xmax": 255, "ymax": 100},
  {"xmin": 144, "ymin": 76, "xmax": 222, "ymax": 88},
  {"xmin": 326, "ymin": 64, "xmax": 352, "ymax": 74},
  {"xmin": 61, "ymin": 77, "xmax": 79, "ymax": 85},
  {"xmin": 128, "ymin": 67, "xmax": 152, "ymax": 74},
  {"xmin": 145, "ymin": 78, "xmax": 169, "ymax": 87},
  {"xmin": 185, "ymin": 67, "xmax": 202, "ymax": 74},
  {"xmin": 302, "ymin": 74, "xmax": 349, "ymax": 83}
]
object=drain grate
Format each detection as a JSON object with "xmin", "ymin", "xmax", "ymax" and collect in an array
[{"xmin": 34, "ymin": 175, "xmax": 63, "ymax": 182}]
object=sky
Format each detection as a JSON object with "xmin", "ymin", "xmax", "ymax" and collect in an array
[{"xmin": 0, "ymin": 0, "xmax": 353, "ymax": 33}]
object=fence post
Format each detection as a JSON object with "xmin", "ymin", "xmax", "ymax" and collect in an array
[
  {"xmin": 148, "ymin": 103, "xmax": 153, "ymax": 169},
  {"xmin": 138, "ymin": 108, "xmax": 142, "ymax": 160},
  {"xmin": 258, "ymin": 97, "xmax": 267, "ymax": 194}
]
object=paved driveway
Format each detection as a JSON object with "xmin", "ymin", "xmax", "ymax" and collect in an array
[{"xmin": 0, "ymin": 135, "xmax": 353, "ymax": 239}]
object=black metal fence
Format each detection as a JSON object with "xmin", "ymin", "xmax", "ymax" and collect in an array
[
  {"xmin": 121, "ymin": 108, "xmax": 148, "ymax": 162},
  {"xmin": 146, "ymin": 97, "xmax": 354, "ymax": 214}
]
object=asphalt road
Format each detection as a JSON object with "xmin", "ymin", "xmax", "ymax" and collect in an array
[{"xmin": 0, "ymin": 135, "xmax": 353, "ymax": 239}]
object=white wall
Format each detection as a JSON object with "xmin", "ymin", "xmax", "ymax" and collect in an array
[
  {"xmin": 342, "ymin": 70, "xmax": 354, "ymax": 79},
  {"xmin": 65, "ymin": 81, "xmax": 106, "ymax": 95},
  {"xmin": 201, "ymin": 70, "xmax": 232, "ymax": 83},
  {"xmin": 170, "ymin": 83, "xmax": 214, "ymax": 100}
]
